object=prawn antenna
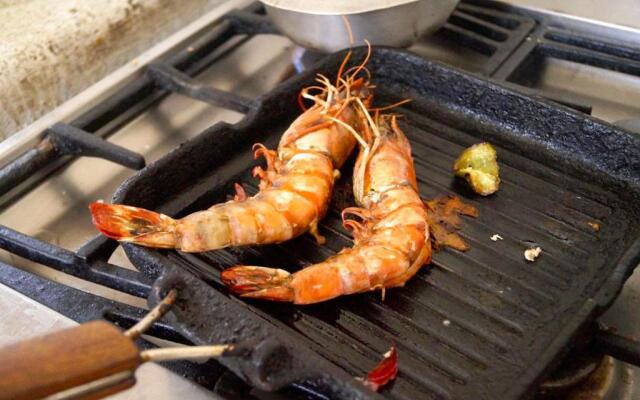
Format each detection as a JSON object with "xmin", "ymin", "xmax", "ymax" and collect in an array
[
  {"xmin": 369, "ymin": 98, "xmax": 412, "ymax": 112},
  {"xmin": 346, "ymin": 40, "xmax": 372, "ymax": 83},
  {"xmin": 341, "ymin": 15, "xmax": 355, "ymax": 46}
]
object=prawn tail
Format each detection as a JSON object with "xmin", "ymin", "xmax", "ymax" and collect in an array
[
  {"xmin": 89, "ymin": 202, "xmax": 178, "ymax": 248},
  {"xmin": 221, "ymin": 266, "xmax": 294, "ymax": 302}
]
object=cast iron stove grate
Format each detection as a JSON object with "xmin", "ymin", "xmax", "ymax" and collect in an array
[{"xmin": 114, "ymin": 47, "xmax": 640, "ymax": 399}]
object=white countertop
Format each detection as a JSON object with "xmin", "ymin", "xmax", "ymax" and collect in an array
[{"xmin": 0, "ymin": 0, "xmax": 226, "ymax": 138}]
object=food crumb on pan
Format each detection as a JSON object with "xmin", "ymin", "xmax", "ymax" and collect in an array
[
  {"xmin": 490, "ymin": 234, "xmax": 503, "ymax": 241},
  {"xmin": 443, "ymin": 319, "xmax": 451, "ymax": 326},
  {"xmin": 524, "ymin": 246, "xmax": 542, "ymax": 262},
  {"xmin": 588, "ymin": 222, "xmax": 600, "ymax": 232}
]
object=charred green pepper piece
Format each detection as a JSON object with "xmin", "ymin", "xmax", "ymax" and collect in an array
[{"xmin": 453, "ymin": 143, "xmax": 500, "ymax": 196}]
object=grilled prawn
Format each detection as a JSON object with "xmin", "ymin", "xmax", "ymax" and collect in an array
[
  {"xmin": 222, "ymin": 112, "xmax": 476, "ymax": 304},
  {"xmin": 89, "ymin": 53, "xmax": 373, "ymax": 252}
]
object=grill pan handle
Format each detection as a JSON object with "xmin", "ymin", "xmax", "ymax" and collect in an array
[
  {"xmin": 0, "ymin": 321, "xmax": 141, "ymax": 400},
  {"xmin": 0, "ymin": 289, "xmax": 216, "ymax": 400}
]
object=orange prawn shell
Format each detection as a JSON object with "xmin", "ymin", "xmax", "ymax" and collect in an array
[
  {"xmin": 354, "ymin": 118, "xmax": 418, "ymax": 207},
  {"xmin": 280, "ymin": 105, "xmax": 359, "ymax": 168}
]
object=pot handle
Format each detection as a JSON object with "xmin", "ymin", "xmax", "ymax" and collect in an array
[{"xmin": 0, "ymin": 321, "xmax": 141, "ymax": 400}]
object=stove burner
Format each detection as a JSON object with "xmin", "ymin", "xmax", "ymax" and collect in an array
[
  {"xmin": 539, "ymin": 349, "xmax": 604, "ymax": 396},
  {"xmin": 539, "ymin": 355, "xmax": 635, "ymax": 400}
]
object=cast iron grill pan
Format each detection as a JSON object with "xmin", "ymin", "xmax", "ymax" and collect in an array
[{"xmin": 115, "ymin": 47, "xmax": 640, "ymax": 399}]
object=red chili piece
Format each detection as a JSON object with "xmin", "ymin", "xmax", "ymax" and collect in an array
[{"xmin": 364, "ymin": 345, "xmax": 398, "ymax": 391}]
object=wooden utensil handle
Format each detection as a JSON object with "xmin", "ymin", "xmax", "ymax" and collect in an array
[{"xmin": 0, "ymin": 320, "xmax": 141, "ymax": 400}]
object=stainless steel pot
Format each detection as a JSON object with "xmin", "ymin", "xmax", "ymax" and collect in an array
[{"xmin": 260, "ymin": 0, "xmax": 459, "ymax": 52}]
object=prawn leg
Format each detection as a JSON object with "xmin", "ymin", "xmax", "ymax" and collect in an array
[
  {"xmin": 252, "ymin": 144, "xmax": 280, "ymax": 190},
  {"xmin": 309, "ymin": 219, "xmax": 326, "ymax": 245},
  {"xmin": 234, "ymin": 183, "xmax": 247, "ymax": 202}
]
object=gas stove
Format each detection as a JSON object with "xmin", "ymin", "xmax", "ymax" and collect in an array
[{"xmin": 0, "ymin": 1, "xmax": 638, "ymax": 399}]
